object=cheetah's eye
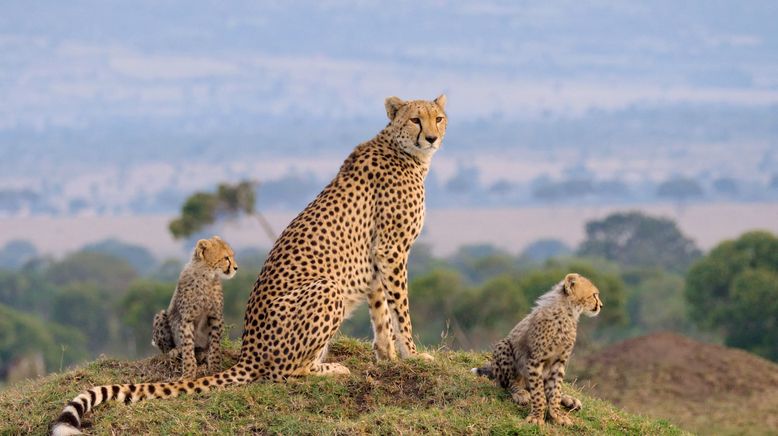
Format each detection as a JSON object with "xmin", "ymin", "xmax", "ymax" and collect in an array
[
  {"xmin": 410, "ymin": 118, "xmax": 421, "ymax": 125},
  {"xmin": 436, "ymin": 117, "xmax": 443, "ymax": 123},
  {"xmin": 223, "ymin": 256, "xmax": 229, "ymax": 261}
]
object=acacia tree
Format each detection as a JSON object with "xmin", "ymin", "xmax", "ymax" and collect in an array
[
  {"xmin": 169, "ymin": 181, "xmax": 276, "ymax": 242},
  {"xmin": 685, "ymin": 231, "xmax": 778, "ymax": 360},
  {"xmin": 577, "ymin": 212, "xmax": 701, "ymax": 273}
]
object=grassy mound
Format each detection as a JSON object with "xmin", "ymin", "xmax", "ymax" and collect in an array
[
  {"xmin": 0, "ymin": 337, "xmax": 683, "ymax": 435},
  {"xmin": 575, "ymin": 332, "xmax": 778, "ymax": 435}
]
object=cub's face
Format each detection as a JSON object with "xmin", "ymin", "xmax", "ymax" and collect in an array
[
  {"xmin": 385, "ymin": 95, "xmax": 448, "ymax": 161},
  {"xmin": 563, "ymin": 273, "xmax": 603, "ymax": 318},
  {"xmin": 195, "ymin": 236, "xmax": 239, "ymax": 279}
]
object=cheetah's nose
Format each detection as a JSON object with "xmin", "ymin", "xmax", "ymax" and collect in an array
[
  {"xmin": 234, "ymin": 265, "xmax": 239, "ymax": 271},
  {"xmin": 426, "ymin": 136, "xmax": 438, "ymax": 143}
]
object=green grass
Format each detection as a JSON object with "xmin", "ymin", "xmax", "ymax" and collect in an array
[{"xmin": 0, "ymin": 337, "xmax": 685, "ymax": 435}]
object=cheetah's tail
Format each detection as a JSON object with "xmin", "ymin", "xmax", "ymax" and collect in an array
[
  {"xmin": 471, "ymin": 364, "xmax": 494, "ymax": 380},
  {"xmin": 50, "ymin": 361, "xmax": 254, "ymax": 436}
]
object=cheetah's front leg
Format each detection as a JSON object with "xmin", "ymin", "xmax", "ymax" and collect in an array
[
  {"xmin": 206, "ymin": 314, "xmax": 224, "ymax": 372},
  {"xmin": 375, "ymin": 251, "xmax": 431, "ymax": 361},
  {"xmin": 545, "ymin": 359, "xmax": 573, "ymax": 425},
  {"xmin": 525, "ymin": 358, "xmax": 547, "ymax": 426},
  {"xmin": 177, "ymin": 321, "xmax": 197, "ymax": 379},
  {"xmin": 367, "ymin": 281, "xmax": 396, "ymax": 361}
]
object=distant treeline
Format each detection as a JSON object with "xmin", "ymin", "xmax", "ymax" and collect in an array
[
  {"xmin": 3, "ymin": 170, "xmax": 778, "ymax": 217},
  {"xmin": 1, "ymin": 212, "xmax": 776, "ymax": 384}
]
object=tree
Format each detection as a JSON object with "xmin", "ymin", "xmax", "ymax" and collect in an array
[
  {"xmin": 532, "ymin": 179, "xmax": 594, "ymax": 201},
  {"xmin": 0, "ymin": 269, "xmax": 58, "ymax": 314},
  {"xmin": 712, "ymin": 178, "xmax": 739, "ymax": 196},
  {"xmin": 622, "ymin": 270, "xmax": 692, "ymax": 335},
  {"xmin": 120, "ymin": 279, "xmax": 175, "ymax": 356},
  {"xmin": 82, "ymin": 239, "xmax": 157, "ymax": 275},
  {"xmin": 0, "ymin": 239, "xmax": 38, "ymax": 270},
  {"xmin": 445, "ymin": 164, "xmax": 481, "ymax": 194},
  {"xmin": 577, "ymin": 212, "xmax": 701, "ymax": 273},
  {"xmin": 685, "ymin": 231, "xmax": 778, "ymax": 360},
  {"xmin": 409, "ymin": 268, "xmax": 471, "ymax": 346},
  {"xmin": 0, "ymin": 303, "xmax": 87, "ymax": 376},
  {"xmin": 520, "ymin": 239, "xmax": 571, "ymax": 263},
  {"xmin": 453, "ymin": 274, "xmax": 529, "ymax": 346},
  {"xmin": 169, "ymin": 181, "xmax": 276, "ymax": 243},
  {"xmin": 727, "ymin": 269, "xmax": 778, "ymax": 359},
  {"xmin": 656, "ymin": 177, "xmax": 704, "ymax": 202},
  {"xmin": 50, "ymin": 284, "xmax": 118, "ymax": 353},
  {"xmin": 446, "ymin": 244, "xmax": 517, "ymax": 284},
  {"xmin": 45, "ymin": 251, "xmax": 137, "ymax": 293}
]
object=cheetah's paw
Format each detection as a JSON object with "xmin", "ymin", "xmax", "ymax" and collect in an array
[{"xmin": 525, "ymin": 415, "xmax": 545, "ymax": 426}]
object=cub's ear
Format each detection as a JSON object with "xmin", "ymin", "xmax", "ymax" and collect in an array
[
  {"xmin": 563, "ymin": 273, "xmax": 579, "ymax": 294},
  {"xmin": 434, "ymin": 94, "xmax": 447, "ymax": 111},
  {"xmin": 195, "ymin": 239, "xmax": 211, "ymax": 259},
  {"xmin": 385, "ymin": 96, "xmax": 405, "ymax": 121},
  {"xmin": 211, "ymin": 235, "xmax": 223, "ymax": 242}
]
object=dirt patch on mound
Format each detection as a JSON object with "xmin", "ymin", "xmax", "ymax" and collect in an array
[{"xmin": 574, "ymin": 332, "xmax": 778, "ymax": 435}]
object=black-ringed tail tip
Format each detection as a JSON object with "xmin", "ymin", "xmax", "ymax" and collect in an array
[
  {"xmin": 49, "ymin": 363, "xmax": 252, "ymax": 436},
  {"xmin": 471, "ymin": 366, "xmax": 492, "ymax": 378}
]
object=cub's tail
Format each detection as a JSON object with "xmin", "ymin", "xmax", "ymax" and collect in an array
[
  {"xmin": 470, "ymin": 363, "xmax": 494, "ymax": 379},
  {"xmin": 50, "ymin": 361, "xmax": 254, "ymax": 436}
]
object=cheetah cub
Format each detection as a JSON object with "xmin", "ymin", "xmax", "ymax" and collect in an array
[
  {"xmin": 151, "ymin": 236, "xmax": 238, "ymax": 379},
  {"xmin": 472, "ymin": 273, "xmax": 603, "ymax": 426}
]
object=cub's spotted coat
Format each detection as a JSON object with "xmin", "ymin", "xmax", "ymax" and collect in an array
[
  {"xmin": 472, "ymin": 273, "xmax": 603, "ymax": 426},
  {"xmin": 151, "ymin": 236, "xmax": 238, "ymax": 379},
  {"xmin": 51, "ymin": 95, "xmax": 447, "ymax": 435}
]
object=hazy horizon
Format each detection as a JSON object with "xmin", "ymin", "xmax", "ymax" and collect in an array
[{"xmin": 1, "ymin": 0, "xmax": 777, "ymax": 219}]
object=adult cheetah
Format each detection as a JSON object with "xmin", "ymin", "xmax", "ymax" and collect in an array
[{"xmin": 51, "ymin": 95, "xmax": 448, "ymax": 435}]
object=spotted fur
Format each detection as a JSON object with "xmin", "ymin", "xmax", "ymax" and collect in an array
[
  {"xmin": 51, "ymin": 95, "xmax": 447, "ymax": 435},
  {"xmin": 151, "ymin": 236, "xmax": 238, "ymax": 378},
  {"xmin": 472, "ymin": 273, "xmax": 603, "ymax": 426}
]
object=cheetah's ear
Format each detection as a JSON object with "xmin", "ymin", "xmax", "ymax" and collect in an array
[
  {"xmin": 195, "ymin": 239, "xmax": 211, "ymax": 259},
  {"xmin": 563, "ymin": 273, "xmax": 579, "ymax": 295},
  {"xmin": 385, "ymin": 96, "xmax": 405, "ymax": 121},
  {"xmin": 434, "ymin": 94, "xmax": 447, "ymax": 111}
]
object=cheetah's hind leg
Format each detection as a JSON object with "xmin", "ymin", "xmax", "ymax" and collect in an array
[
  {"xmin": 307, "ymin": 343, "xmax": 350, "ymax": 376},
  {"xmin": 309, "ymin": 362, "xmax": 351, "ymax": 376},
  {"xmin": 285, "ymin": 278, "xmax": 350, "ymax": 377},
  {"xmin": 561, "ymin": 394, "xmax": 582, "ymax": 411},
  {"xmin": 509, "ymin": 382, "xmax": 531, "ymax": 407}
]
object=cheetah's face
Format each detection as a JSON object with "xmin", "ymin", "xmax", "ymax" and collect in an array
[
  {"xmin": 385, "ymin": 95, "xmax": 447, "ymax": 161},
  {"xmin": 194, "ymin": 235, "xmax": 239, "ymax": 279},
  {"xmin": 563, "ymin": 273, "xmax": 603, "ymax": 318}
]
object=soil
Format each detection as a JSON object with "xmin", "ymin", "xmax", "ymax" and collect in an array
[{"xmin": 573, "ymin": 332, "xmax": 778, "ymax": 434}]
